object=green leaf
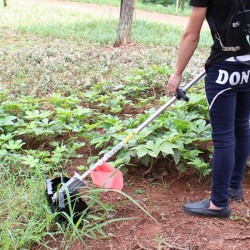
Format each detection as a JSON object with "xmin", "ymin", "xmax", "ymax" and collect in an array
[
  {"xmin": 172, "ymin": 150, "xmax": 181, "ymax": 165},
  {"xmin": 134, "ymin": 145, "xmax": 148, "ymax": 158},
  {"xmin": 145, "ymin": 140, "xmax": 160, "ymax": 157},
  {"xmin": 148, "ymin": 148, "xmax": 160, "ymax": 158},
  {"xmin": 0, "ymin": 116, "xmax": 17, "ymax": 126},
  {"xmin": 145, "ymin": 140, "xmax": 155, "ymax": 150},
  {"xmin": 135, "ymin": 189, "xmax": 144, "ymax": 194},
  {"xmin": 173, "ymin": 119, "xmax": 190, "ymax": 132},
  {"xmin": 4, "ymin": 139, "xmax": 25, "ymax": 151},
  {"xmin": 160, "ymin": 142, "xmax": 175, "ymax": 155},
  {"xmin": 140, "ymin": 155, "xmax": 150, "ymax": 167},
  {"xmin": 0, "ymin": 133, "xmax": 14, "ymax": 142},
  {"xmin": 21, "ymin": 155, "xmax": 40, "ymax": 168}
]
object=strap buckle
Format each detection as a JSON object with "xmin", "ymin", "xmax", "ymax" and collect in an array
[{"xmin": 215, "ymin": 33, "xmax": 241, "ymax": 52}]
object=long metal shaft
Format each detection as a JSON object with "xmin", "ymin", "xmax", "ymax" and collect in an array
[{"xmin": 57, "ymin": 70, "xmax": 206, "ymax": 196}]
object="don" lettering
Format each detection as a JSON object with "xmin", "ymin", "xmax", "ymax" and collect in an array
[{"xmin": 216, "ymin": 70, "xmax": 250, "ymax": 85}]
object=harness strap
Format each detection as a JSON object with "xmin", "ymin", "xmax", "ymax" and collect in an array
[{"xmin": 207, "ymin": 0, "xmax": 247, "ymax": 52}]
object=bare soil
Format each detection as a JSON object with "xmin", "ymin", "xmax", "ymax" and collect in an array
[
  {"xmin": 26, "ymin": 1, "xmax": 249, "ymax": 249},
  {"xmin": 82, "ymin": 171, "xmax": 250, "ymax": 250},
  {"xmin": 50, "ymin": 164, "xmax": 250, "ymax": 250},
  {"xmin": 54, "ymin": 145, "xmax": 250, "ymax": 250}
]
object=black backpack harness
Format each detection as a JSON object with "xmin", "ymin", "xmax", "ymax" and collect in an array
[{"xmin": 208, "ymin": 0, "xmax": 250, "ymax": 58}]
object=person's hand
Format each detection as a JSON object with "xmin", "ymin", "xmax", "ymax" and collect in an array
[{"xmin": 165, "ymin": 72, "xmax": 182, "ymax": 95}]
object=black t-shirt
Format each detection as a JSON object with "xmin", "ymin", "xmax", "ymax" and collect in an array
[{"xmin": 189, "ymin": 0, "xmax": 250, "ymax": 67}]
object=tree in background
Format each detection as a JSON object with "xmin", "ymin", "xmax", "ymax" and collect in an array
[
  {"xmin": 179, "ymin": 0, "xmax": 186, "ymax": 11},
  {"xmin": 114, "ymin": 0, "xmax": 136, "ymax": 47},
  {"xmin": 3, "ymin": 0, "xmax": 7, "ymax": 7}
]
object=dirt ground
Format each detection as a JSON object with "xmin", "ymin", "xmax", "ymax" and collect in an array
[
  {"xmin": 24, "ymin": 0, "xmax": 249, "ymax": 249},
  {"xmin": 56, "ymin": 166, "xmax": 250, "ymax": 250},
  {"xmin": 55, "ymin": 145, "xmax": 250, "ymax": 250},
  {"xmin": 71, "ymin": 168, "xmax": 250, "ymax": 250}
]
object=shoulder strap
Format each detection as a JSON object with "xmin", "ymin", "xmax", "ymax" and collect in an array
[
  {"xmin": 207, "ymin": 0, "xmax": 248, "ymax": 52},
  {"xmin": 238, "ymin": 0, "xmax": 247, "ymax": 10}
]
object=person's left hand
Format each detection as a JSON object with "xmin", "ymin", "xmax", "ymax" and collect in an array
[{"xmin": 165, "ymin": 72, "xmax": 182, "ymax": 95}]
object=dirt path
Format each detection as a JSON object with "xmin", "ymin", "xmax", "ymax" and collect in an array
[{"xmin": 29, "ymin": 0, "xmax": 209, "ymax": 29}]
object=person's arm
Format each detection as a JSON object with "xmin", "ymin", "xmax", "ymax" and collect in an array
[{"xmin": 166, "ymin": 7, "xmax": 207, "ymax": 94}]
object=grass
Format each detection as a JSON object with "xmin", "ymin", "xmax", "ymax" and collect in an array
[
  {"xmin": 0, "ymin": 0, "xmax": 212, "ymax": 249},
  {"xmin": 0, "ymin": 34, "xmax": 209, "ymax": 97},
  {"xmin": 0, "ymin": 169, "xmax": 53, "ymax": 249},
  {"xmin": 0, "ymin": 1, "xmax": 211, "ymax": 46},
  {"xmin": 0, "ymin": 149, "xmax": 149, "ymax": 249}
]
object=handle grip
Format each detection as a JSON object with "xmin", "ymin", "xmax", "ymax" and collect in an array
[{"xmin": 176, "ymin": 88, "xmax": 189, "ymax": 102}]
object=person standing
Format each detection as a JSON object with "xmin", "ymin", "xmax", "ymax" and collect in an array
[{"xmin": 166, "ymin": 0, "xmax": 250, "ymax": 218}]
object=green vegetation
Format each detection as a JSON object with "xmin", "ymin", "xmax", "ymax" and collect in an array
[
  {"xmin": 0, "ymin": 0, "xmax": 211, "ymax": 46},
  {"xmin": 0, "ymin": 0, "xmax": 212, "ymax": 248},
  {"xmin": 65, "ymin": 0, "xmax": 191, "ymax": 16}
]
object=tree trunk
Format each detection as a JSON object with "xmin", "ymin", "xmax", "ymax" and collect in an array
[
  {"xmin": 114, "ymin": 0, "xmax": 135, "ymax": 47},
  {"xmin": 181, "ymin": 0, "xmax": 185, "ymax": 11},
  {"xmin": 3, "ymin": 0, "xmax": 7, "ymax": 7},
  {"xmin": 175, "ymin": 0, "xmax": 179, "ymax": 13}
]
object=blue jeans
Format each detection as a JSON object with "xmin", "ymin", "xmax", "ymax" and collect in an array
[{"xmin": 205, "ymin": 60, "xmax": 250, "ymax": 207}]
